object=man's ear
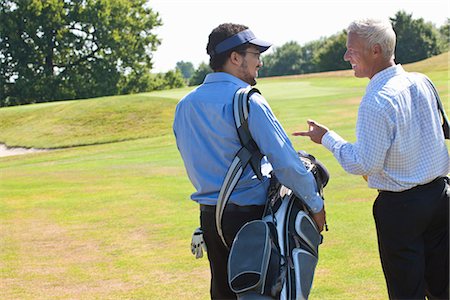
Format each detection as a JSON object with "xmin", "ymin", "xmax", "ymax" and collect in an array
[
  {"xmin": 373, "ymin": 43, "xmax": 382, "ymax": 57},
  {"xmin": 229, "ymin": 51, "xmax": 243, "ymax": 66}
]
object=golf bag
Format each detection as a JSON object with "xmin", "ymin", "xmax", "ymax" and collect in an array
[
  {"xmin": 216, "ymin": 87, "xmax": 329, "ymax": 299},
  {"xmin": 228, "ymin": 152, "xmax": 329, "ymax": 300}
]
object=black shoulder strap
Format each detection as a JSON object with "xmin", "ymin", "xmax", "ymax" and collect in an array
[
  {"xmin": 215, "ymin": 86, "xmax": 264, "ymax": 248},
  {"xmin": 233, "ymin": 87, "xmax": 264, "ymax": 179},
  {"xmin": 422, "ymin": 75, "xmax": 450, "ymax": 139}
]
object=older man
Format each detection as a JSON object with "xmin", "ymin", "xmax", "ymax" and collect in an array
[
  {"xmin": 295, "ymin": 19, "xmax": 449, "ymax": 299},
  {"xmin": 174, "ymin": 23, "xmax": 325, "ymax": 299}
]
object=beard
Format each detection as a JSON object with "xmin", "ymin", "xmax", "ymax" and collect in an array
[{"xmin": 239, "ymin": 60, "xmax": 257, "ymax": 86}]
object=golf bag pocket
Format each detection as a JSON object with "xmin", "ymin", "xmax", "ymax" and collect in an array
[
  {"xmin": 228, "ymin": 220, "xmax": 283, "ymax": 297},
  {"xmin": 292, "ymin": 248, "xmax": 318, "ymax": 300},
  {"xmin": 294, "ymin": 211, "xmax": 322, "ymax": 256}
]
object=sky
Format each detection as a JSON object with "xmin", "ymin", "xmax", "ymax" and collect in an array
[{"xmin": 149, "ymin": 0, "xmax": 449, "ymax": 73}]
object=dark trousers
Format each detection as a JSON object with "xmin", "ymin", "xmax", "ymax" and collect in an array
[
  {"xmin": 200, "ymin": 204, "xmax": 265, "ymax": 300},
  {"xmin": 373, "ymin": 177, "xmax": 449, "ymax": 300}
]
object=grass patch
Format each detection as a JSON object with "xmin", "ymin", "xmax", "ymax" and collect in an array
[{"xmin": 0, "ymin": 93, "xmax": 186, "ymax": 148}]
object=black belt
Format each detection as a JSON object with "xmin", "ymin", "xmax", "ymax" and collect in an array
[
  {"xmin": 200, "ymin": 203, "xmax": 264, "ymax": 213},
  {"xmin": 378, "ymin": 176, "xmax": 446, "ymax": 194}
]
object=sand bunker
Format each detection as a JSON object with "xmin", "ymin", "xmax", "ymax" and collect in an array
[{"xmin": 0, "ymin": 143, "xmax": 49, "ymax": 157}]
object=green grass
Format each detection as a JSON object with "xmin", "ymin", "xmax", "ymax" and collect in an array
[
  {"xmin": 0, "ymin": 52, "xmax": 448, "ymax": 299},
  {"xmin": 0, "ymin": 93, "xmax": 189, "ymax": 148}
]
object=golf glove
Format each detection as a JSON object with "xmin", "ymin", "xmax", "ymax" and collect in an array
[
  {"xmin": 280, "ymin": 185, "xmax": 292, "ymax": 197},
  {"xmin": 191, "ymin": 227, "xmax": 207, "ymax": 259}
]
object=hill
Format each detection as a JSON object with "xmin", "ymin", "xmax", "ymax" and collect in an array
[{"xmin": 0, "ymin": 92, "xmax": 187, "ymax": 149}]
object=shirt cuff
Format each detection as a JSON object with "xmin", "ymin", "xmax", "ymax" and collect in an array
[
  {"xmin": 322, "ymin": 130, "xmax": 345, "ymax": 152},
  {"xmin": 302, "ymin": 194, "xmax": 324, "ymax": 213}
]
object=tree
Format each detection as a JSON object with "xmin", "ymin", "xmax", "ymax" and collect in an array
[
  {"xmin": 117, "ymin": 65, "xmax": 153, "ymax": 95},
  {"xmin": 258, "ymin": 38, "xmax": 331, "ymax": 77},
  {"xmin": 118, "ymin": 67, "xmax": 185, "ymax": 94},
  {"xmin": 176, "ymin": 61, "xmax": 194, "ymax": 82},
  {"xmin": 0, "ymin": 0, "xmax": 162, "ymax": 106},
  {"xmin": 259, "ymin": 41, "xmax": 305, "ymax": 77},
  {"xmin": 439, "ymin": 18, "xmax": 449, "ymax": 51},
  {"xmin": 189, "ymin": 62, "xmax": 212, "ymax": 86},
  {"xmin": 299, "ymin": 39, "xmax": 326, "ymax": 74},
  {"xmin": 315, "ymin": 31, "xmax": 349, "ymax": 72},
  {"xmin": 391, "ymin": 11, "xmax": 442, "ymax": 64},
  {"xmin": 163, "ymin": 69, "xmax": 186, "ymax": 89}
]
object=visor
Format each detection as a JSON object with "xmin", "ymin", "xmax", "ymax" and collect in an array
[{"xmin": 211, "ymin": 29, "xmax": 272, "ymax": 56}]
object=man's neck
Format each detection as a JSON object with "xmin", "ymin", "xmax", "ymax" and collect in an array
[
  {"xmin": 221, "ymin": 63, "xmax": 240, "ymax": 79},
  {"xmin": 369, "ymin": 59, "xmax": 396, "ymax": 79}
]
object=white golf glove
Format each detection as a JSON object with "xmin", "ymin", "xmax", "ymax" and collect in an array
[
  {"xmin": 280, "ymin": 185, "xmax": 292, "ymax": 198},
  {"xmin": 191, "ymin": 227, "xmax": 207, "ymax": 259}
]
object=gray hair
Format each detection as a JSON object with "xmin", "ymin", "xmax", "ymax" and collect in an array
[{"xmin": 347, "ymin": 19, "xmax": 396, "ymax": 60}]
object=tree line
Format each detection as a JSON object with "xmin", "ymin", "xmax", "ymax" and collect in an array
[
  {"xmin": 1, "ymin": 1, "xmax": 448, "ymax": 107},
  {"xmin": 184, "ymin": 11, "xmax": 449, "ymax": 85}
]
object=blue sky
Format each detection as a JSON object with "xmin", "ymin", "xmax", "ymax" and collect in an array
[{"xmin": 150, "ymin": 0, "xmax": 449, "ymax": 72}]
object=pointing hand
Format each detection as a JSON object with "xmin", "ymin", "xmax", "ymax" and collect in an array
[{"xmin": 293, "ymin": 120, "xmax": 329, "ymax": 145}]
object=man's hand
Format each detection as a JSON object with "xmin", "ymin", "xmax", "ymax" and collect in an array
[
  {"xmin": 293, "ymin": 119, "xmax": 329, "ymax": 145},
  {"xmin": 311, "ymin": 207, "xmax": 326, "ymax": 233}
]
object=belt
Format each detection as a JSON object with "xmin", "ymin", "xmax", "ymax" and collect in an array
[
  {"xmin": 378, "ymin": 176, "xmax": 446, "ymax": 194},
  {"xmin": 200, "ymin": 203, "xmax": 264, "ymax": 213}
]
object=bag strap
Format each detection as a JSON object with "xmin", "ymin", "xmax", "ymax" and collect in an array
[
  {"xmin": 234, "ymin": 88, "xmax": 265, "ymax": 180},
  {"xmin": 423, "ymin": 76, "xmax": 450, "ymax": 139},
  {"xmin": 215, "ymin": 86, "xmax": 264, "ymax": 248}
]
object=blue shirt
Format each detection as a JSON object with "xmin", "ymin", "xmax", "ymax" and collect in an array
[
  {"xmin": 322, "ymin": 65, "xmax": 449, "ymax": 191},
  {"xmin": 173, "ymin": 72, "xmax": 323, "ymax": 212}
]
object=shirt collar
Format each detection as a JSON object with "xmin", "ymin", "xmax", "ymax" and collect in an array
[
  {"xmin": 367, "ymin": 64, "xmax": 405, "ymax": 92},
  {"xmin": 203, "ymin": 72, "xmax": 250, "ymax": 88}
]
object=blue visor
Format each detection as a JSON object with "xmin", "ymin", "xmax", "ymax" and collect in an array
[{"xmin": 211, "ymin": 29, "xmax": 272, "ymax": 56}]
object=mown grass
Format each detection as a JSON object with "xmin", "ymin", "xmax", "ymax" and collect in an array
[
  {"xmin": 0, "ymin": 52, "xmax": 448, "ymax": 299},
  {"xmin": 0, "ymin": 94, "xmax": 189, "ymax": 148}
]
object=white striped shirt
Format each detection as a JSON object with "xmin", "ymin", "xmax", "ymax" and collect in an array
[{"xmin": 322, "ymin": 64, "xmax": 449, "ymax": 192}]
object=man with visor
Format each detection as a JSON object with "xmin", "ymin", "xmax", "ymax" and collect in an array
[{"xmin": 173, "ymin": 23, "xmax": 326, "ymax": 299}]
